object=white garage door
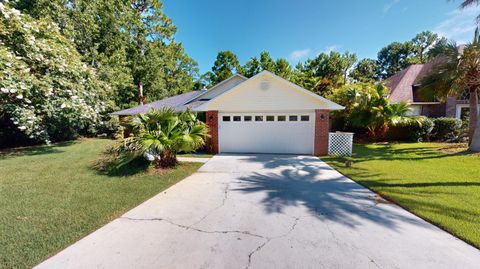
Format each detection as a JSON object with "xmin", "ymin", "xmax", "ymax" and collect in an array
[{"xmin": 218, "ymin": 112, "xmax": 315, "ymax": 154}]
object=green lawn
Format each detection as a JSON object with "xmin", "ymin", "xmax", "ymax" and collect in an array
[
  {"xmin": 0, "ymin": 139, "xmax": 202, "ymax": 269},
  {"xmin": 323, "ymin": 143, "xmax": 480, "ymax": 248}
]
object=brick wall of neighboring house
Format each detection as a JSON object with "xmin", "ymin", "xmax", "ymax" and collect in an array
[
  {"xmin": 314, "ymin": 109, "xmax": 330, "ymax": 156},
  {"xmin": 421, "ymin": 103, "xmax": 446, "ymax": 118},
  {"xmin": 205, "ymin": 111, "xmax": 219, "ymax": 154}
]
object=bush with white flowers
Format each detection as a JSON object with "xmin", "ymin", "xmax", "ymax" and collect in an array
[{"xmin": 0, "ymin": 2, "xmax": 114, "ymax": 145}]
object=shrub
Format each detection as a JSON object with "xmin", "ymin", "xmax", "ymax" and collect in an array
[
  {"xmin": 116, "ymin": 108, "xmax": 209, "ymax": 168},
  {"xmin": 0, "ymin": 3, "xmax": 113, "ymax": 146},
  {"xmin": 388, "ymin": 117, "xmax": 434, "ymax": 142},
  {"xmin": 431, "ymin": 117, "xmax": 462, "ymax": 141}
]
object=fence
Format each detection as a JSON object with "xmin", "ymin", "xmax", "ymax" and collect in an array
[{"xmin": 328, "ymin": 132, "xmax": 354, "ymax": 156}]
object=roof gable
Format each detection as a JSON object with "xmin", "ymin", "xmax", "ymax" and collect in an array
[
  {"xmin": 184, "ymin": 74, "xmax": 247, "ymax": 104},
  {"xmin": 385, "ymin": 63, "xmax": 437, "ymax": 103},
  {"xmin": 194, "ymin": 71, "xmax": 343, "ymax": 111}
]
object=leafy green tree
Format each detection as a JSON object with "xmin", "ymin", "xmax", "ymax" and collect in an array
[
  {"xmin": 294, "ymin": 51, "xmax": 357, "ymax": 94},
  {"xmin": 0, "ymin": 3, "xmax": 112, "ymax": 146},
  {"xmin": 377, "ymin": 32, "xmax": 446, "ymax": 78},
  {"xmin": 259, "ymin": 51, "xmax": 276, "ymax": 72},
  {"xmin": 14, "ymin": 0, "xmax": 199, "ymax": 108},
  {"xmin": 377, "ymin": 42, "xmax": 417, "ymax": 78},
  {"xmin": 350, "ymin": 58, "xmax": 378, "ymax": 83},
  {"xmin": 291, "ymin": 63, "xmax": 320, "ymax": 91},
  {"xmin": 243, "ymin": 57, "xmax": 262, "ymax": 78},
  {"xmin": 420, "ymin": 29, "xmax": 480, "ymax": 151},
  {"xmin": 331, "ymin": 83, "xmax": 413, "ymax": 139},
  {"xmin": 411, "ymin": 31, "xmax": 445, "ymax": 63},
  {"xmin": 241, "ymin": 51, "xmax": 293, "ymax": 79},
  {"xmin": 209, "ymin": 51, "xmax": 243, "ymax": 85},
  {"xmin": 274, "ymin": 58, "xmax": 293, "ymax": 80},
  {"xmin": 117, "ymin": 108, "xmax": 208, "ymax": 168}
]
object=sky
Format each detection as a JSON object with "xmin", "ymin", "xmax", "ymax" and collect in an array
[{"xmin": 163, "ymin": 0, "xmax": 480, "ymax": 74}]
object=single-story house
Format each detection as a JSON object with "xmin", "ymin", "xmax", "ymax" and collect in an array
[
  {"xmin": 112, "ymin": 70, "xmax": 344, "ymax": 155},
  {"xmin": 385, "ymin": 45, "xmax": 479, "ymax": 120}
]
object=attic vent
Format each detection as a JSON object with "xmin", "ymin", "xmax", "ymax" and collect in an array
[{"xmin": 260, "ymin": 80, "xmax": 270, "ymax": 91}]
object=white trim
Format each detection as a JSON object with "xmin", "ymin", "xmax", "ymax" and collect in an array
[
  {"xmin": 183, "ymin": 74, "xmax": 247, "ymax": 105},
  {"xmin": 193, "ymin": 71, "xmax": 344, "ymax": 111},
  {"xmin": 411, "ymin": 102, "xmax": 442, "ymax": 105},
  {"xmin": 456, "ymin": 104, "xmax": 470, "ymax": 119}
]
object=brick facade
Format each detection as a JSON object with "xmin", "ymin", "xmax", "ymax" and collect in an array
[
  {"xmin": 205, "ymin": 111, "xmax": 219, "ymax": 154},
  {"xmin": 314, "ymin": 109, "xmax": 330, "ymax": 156}
]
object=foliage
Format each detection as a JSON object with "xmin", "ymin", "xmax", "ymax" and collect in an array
[
  {"xmin": 323, "ymin": 142, "xmax": 480, "ymax": 249},
  {"xmin": 0, "ymin": 3, "xmax": 113, "ymax": 145},
  {"xmin": 395, "ymin": 117, "xmax": 434, "ymax": 142},
  {"xmin": 420, "ymin": 29, "xmax": 480, "ymax": 151},
  {"xmin": 331, "ymin": 83, "xmax": 413, "ymax": 139},
  {"xmin": 115, "ymin": 108, "xmax": 209, "ymax": 168},
  {"xmin": 293, "ymin": 51, "xmax": 357, "ymax": 94},
  {"xmin": 349, "ymin": 58, "xmax": 378, "ymax": 83},
  {"xmin": 376, "ymin": 31, "xmax": 447, "ymax": 78},
  {"xmin": 241, "ymin": 51, "xmax": 293, "ymax": 80},
  {"xmin": 206, "ymin": 51, "xmax": 243, "ymax": 86},
  {"xmin": 431, "ymin": 117, "xmax": 463, "ymax": 141},
  {"xmin": 0, "ymin": 139, "xmax": 201, "ymax": 269},
  {"xmin": 13, "ymin": 0, "xmax": 199, "ymax": 108}
]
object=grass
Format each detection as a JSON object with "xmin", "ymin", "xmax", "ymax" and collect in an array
[
  {"xmin": 0, "ymin": 139, "xmax": 202, "ymax": 269},
  {"xmin": 323, "ymin": 142, "xmax": 480, "ymax": 248},
  {"xmin": 178, "ymin": 152, "xmax": 213, "ymax": 158}
]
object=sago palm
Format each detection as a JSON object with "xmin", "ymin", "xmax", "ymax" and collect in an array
[{"xmin": 121, "ymin": 108, "xmax": 209, "ymax": 168}]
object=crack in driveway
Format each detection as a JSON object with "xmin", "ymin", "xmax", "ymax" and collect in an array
[
  {"xmin": 245, "ymin": 216, "xmax": 300, "ymax": 269},
  {"xmin": 120, "ymin": 216, "xmax": 265, "ymax": 239}
]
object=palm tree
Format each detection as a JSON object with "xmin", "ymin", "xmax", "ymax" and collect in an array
[
  {"xmin": 346, "ymin": 84, "xmax": 412, "ymax": 139},
  {"xmin": 454, "ymin": 0, "xmax": 480, "ymax": 22},
  {"xmin": 120, "ymin": 108, "xmax": 209, "ymax": 168},
  {"xmin": 420, "ymin": 29, "xmax": 480, "ymax": 151}
]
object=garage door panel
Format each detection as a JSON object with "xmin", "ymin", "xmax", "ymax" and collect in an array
[{"xmin": 218, "ymin": 112, "xmax": 314, "ymax": 154}]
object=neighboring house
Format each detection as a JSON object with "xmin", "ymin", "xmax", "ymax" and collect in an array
[
  {"xmin": 113, "ymin": 71, "xmax": 344, "ymax": 155},
  {"xmin": 385, "ymin": 45, "xmax": 479, "ymax": 120}
]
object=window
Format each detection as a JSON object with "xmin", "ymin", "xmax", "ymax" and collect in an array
[
  {"xmin": 233, "ymin": 116, "xmax": 241, "ymax": 122},
  {"xmin": 222, "ymin": 116, "xmax": 230, "ymax": 122},
  {"xmin": 289, "ymin": 115, "xmax": 298, "ymax": 121},
  {"xmin": 301, "ymin": 115, "xmax": 310, "ymax": 121},
  {"xmin": 266, "ymin": 115, "xmax": 275, "ymax": 121},
  {"xmin": 244, "ymin": 116, "xmax": 252, "ymax": 121},
  {"xmin": 277, "ymin": 115, "xmax": 286, "ymax": 121},
  {"xmin": 255, "ymin": 116, "xmax": 263, "ymax": 121}
]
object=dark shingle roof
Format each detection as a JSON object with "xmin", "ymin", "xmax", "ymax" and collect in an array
[
  {"xmin": 385, "ymin": 62, "xmax": 436, "ymax": 103},
  {"xmin": 111, "ymin": 91, "xmax": 203, "ymax": 116},
  {"xmin": 385, "ymin": 45, "xmax": 466, "ymax": 103}
]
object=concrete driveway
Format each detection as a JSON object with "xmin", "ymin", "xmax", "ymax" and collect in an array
[{"xmin": 36, "ymin": 155, "xmax": 480, "ymax": 269}]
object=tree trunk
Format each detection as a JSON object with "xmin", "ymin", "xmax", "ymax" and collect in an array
[
  {"xmin": 469, "ymin": 88, "xmax": 480, "ymax": 152},
  {"xmin": 155, "ymin": 151, "xmax": 178, "ymax": 168},
  {"xmin": 468, "ymin": 88, "xmax": 478, "ymax": 146}
]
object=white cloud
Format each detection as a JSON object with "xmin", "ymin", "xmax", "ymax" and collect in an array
[
  {"xmin": 322, "ymin": 45, "xmax": 342, "ymax": 54},
  {"xmin": 383, "ymin": 0, "xmax": 401, "ymax": 14},
  {"xmin": 434, "ymin": 5, "xmax": 480, "ymax": 43},
  {"xmin": 289, "ymin": 49, "xmax": 311, "ymax": 61}
]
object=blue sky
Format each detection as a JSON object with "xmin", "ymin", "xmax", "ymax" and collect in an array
[{"xmin": 163, "ymin": 0, "xmax": 480, "ymax": 73}]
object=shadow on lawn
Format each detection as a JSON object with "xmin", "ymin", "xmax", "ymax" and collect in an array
[
  {"xmin": 92, "ymin": 156, "xmax": 151, "ymax": 177},
  {"xmin": 0, "ymin": 141, "xmax": 76, "ymax": 159},
  {"xmin": 231, "ymin": 155, "xmax": 432, "ymax": 230}
]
